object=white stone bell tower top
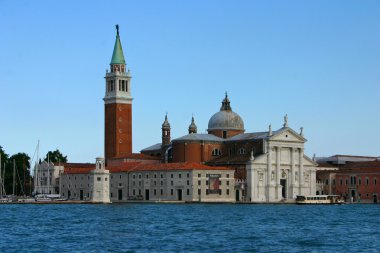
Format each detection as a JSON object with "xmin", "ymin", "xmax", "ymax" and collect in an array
[{"xmin": 90, "ymin": 157, "xmax": 111, "ymax": 203}]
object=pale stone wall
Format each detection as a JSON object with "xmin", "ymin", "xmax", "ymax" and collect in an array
[
  {"xmin": 34, "ymin": 161, "xmax": 64, "ymax": 195},
  {"xmin": 109, "ymin": 169, "xmax": 235, "ymax": 203},
  {"xmin": 90, "ymin": 158, "xmax": 111, "ymax": 203},
  {"xmin": 246, "ymin": 128, "xmax": 318, "ymax": 203},
  {"xmin": 60, "ymin": 173, "xmax": 91, "ymax": 200}
]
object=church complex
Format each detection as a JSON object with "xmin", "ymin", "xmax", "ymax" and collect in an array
[{"xmin": 40, "ymin": 26, "xmax": 374, "ymax": 203}]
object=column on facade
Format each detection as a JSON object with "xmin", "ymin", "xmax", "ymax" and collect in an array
[
  {"xmin": 299, "ymin": 148, "xmax": 304, "ymax": 190},
  {"xmin": 276, "ymin": 146, "xmax": 281, "ymax": 199},
  {"xmin": 246, "ymin": 159, "xmax": 255, "ymax": 202},
  {"xmin": 291, "ymin": 147, "xmax": 295, "ymax": 186},
  {"xmin": 266, "ymin": 143, "xmax": 272, "ymax": 201}
]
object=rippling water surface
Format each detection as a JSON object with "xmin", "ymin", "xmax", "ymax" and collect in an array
[{"xmin": 0, "ymin": 204, "xmax": 379, "ymax": 252}]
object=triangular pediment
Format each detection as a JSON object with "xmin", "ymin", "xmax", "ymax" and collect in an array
[
  {"xmin": 269, "ymin": 127, "xmax": 306, "ymax": 143},
  {"xmin": 252, "ymin": 154, "xmax": 268, "ymax": 164},
  {"xmin": 303, "ymin": 154, "xmax": 318, "ymax": 166}
]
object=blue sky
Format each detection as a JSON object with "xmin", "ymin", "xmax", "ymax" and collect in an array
[{"xmin": 0, "ymin": 0, "xmax": 379, "ymax": 163}]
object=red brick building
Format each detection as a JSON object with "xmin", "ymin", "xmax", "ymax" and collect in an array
[{"xmin": 317, "ymin": 160, "xmax": 380, "ymax": 203}]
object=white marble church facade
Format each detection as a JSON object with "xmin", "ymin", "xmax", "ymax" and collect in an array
[{"xmin": 246, "ymin": 126, "xmax": 317, "ymax": 203}]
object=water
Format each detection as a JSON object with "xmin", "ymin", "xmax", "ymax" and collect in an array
[{"xmin": 0, "ymin": 204, "xmax": 379, "ymax": 252}]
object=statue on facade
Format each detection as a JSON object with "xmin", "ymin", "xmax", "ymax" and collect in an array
[{"xmin": 283, "ymin": 114, "xmax": 288, "ymax": 127}]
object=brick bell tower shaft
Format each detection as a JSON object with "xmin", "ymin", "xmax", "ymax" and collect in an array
[{"xmin": 104, "ymin": 25, "xmax": 133, "ymax": 162}]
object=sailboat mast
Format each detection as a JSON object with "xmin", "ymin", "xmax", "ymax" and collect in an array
[
  {"xmin": 2, "ymin": 162, "xmax": 5, "ymax": 195},
  {"xmin": 47, "ymin": 153, "xmax": 50, "ymax": 194},
  {"xmin": 13, "ymin": 159, "xmax": 16, "ymax": 196},
  {"xmin": 0, "ymin": 153, "xmax": 2, "ymax": 198}
]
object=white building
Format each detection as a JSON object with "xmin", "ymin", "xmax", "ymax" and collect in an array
[
  {"xmin": 246, "ymin": 125, "xmax": 317, "ymax": 203},
  {"xmin": 60, "ymin": 162, "xmax": 235, "ymax": 203},
  {"xmin": 34, "ymin": 161, "xmax": 64, "ymax": 195}
]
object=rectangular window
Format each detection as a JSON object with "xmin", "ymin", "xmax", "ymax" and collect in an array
[
  {"xmin": 366, "ymin": 178, "xmax": 369, "ymax": 185},
  {"xmin": 187, "ymin": 189, "xmax": 190, "ymax": 195},
  {"xmin": 171, "ymin": 174, "xmax": 173, "ymax": 178},
  {"xmin": 187, "ymin": 180, "xmax": 190, "ymax": 186},
  {"xmin": 227, "ymin": 189, "xmax": 230, "ymax": 195},
  {"xmin": 227, "ymin": 174, "xmax": 229, "ymax": 178},
  {"xmin": 120, "ymin": 175, "xmax": 122, "ymax": 179},
  {"xmin": 105, "ymin": 178, "xmax": 108, "ymax": 181},
  {"xmin": 154, "ymin": 181, "xmax": 156, "ymax": 186},
  {"xmin": 206, "ymin": 189, "xmax": 209, "ymax": 195},
  {"xmin": 138, "ymin": 189, "xmax": 141, "ymax": 195},
  {"xmin": 160, "ymin": 189, "xmax": 163, "ymax": 195},
  {"xmin": 187, "ymin": 173, "xmax": 190, "ymax": 178},
  {"xmin": 133, "ymin": 181, "xmax": 135, "ymax": 186},
  {"xmin": 198, "ymin": 173, "xmax": 201, "ymax": 178},
  {"xmin": 154, "ymin": 189, "xmax": 157, "ymax": 195},
  {"xmin": 171, "ymin": 189, "xmax": 173, "ymax": 195},
  {"xmin": 133, "ymin": 189, "xmax": 135, "ymax": 195},
  {"xmin": 161, "ymin": 181, "xmax": 163, "ymax": 186},
  {"xmin": 227, "ymin": 180, "xmax": 230, "ymax": 186},
  {"xmin": 179, "ymin": 174, "xmax": 181, "ymax": 178},
  {"xmin": 171, "ymin": 181, "xmax": 173, "ymax": 186},
  {"xmin": 198, "ymin": 180, "xmax": 201, "ymax": 186},
  {"xmin": 198, "ymin": 189, "xmax": 201, "ymax": 195},
  {"xmin": 97, "ymin": 177, "xmax": 101, "ymax": 181},
  {"xmin": 161, "ymin": 174, "xmax": 163, "ymax": 178}
]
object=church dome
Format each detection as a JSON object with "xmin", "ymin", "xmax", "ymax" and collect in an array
[{"xmin": 207, "ymin": 93, "xmax": 244, "ymax": 131}]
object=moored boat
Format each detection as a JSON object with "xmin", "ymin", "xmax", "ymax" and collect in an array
[{"xmin": 296, "ymin": 195, "xmax": 345, "ymax": 205}]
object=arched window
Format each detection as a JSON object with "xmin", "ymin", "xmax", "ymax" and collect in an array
[
  {"xmin": 212, "ymin": 148, "xmax": 222, "ymax": 156},
  {"xmin": 238, "ymin": 148, "xmax": 246, "ymax": 155}
]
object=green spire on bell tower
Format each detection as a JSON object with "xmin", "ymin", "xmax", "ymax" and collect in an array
[{"xmin": 110, "ymin": 24, "xmax": 126, "ymax": 65}]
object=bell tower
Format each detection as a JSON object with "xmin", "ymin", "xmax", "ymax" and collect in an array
[{"xmin": 104, "ymin": 25, "xmax": 132, "ymax": 162}]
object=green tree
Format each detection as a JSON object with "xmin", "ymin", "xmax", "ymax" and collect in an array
[
  {"xmin": 3, "ymin": 152, "xmax": 32, "ymax": 196},
  {"xmin": 0, "ymin": 146, "xmax": 9, "ymax": 196},
  {"xmin": 44, "ymin": 149, "xmax": 68, "ymax": 164}
]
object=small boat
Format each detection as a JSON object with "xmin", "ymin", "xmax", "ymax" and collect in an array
[{"xmin": 296, "ymin": 195, "xmax": 345, "ymax": 205}]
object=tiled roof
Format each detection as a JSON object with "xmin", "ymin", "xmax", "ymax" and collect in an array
[
  {"xmin": 340, "ymin": 161, "xmax": 380, "ymax": 170},
  {"xmin": 317, "ymin": 162, "xmax": 339, "ymax": 168},
  {"xmin": 63, "ymin": 162, "xmax": 232, "ymax": 174},
  {"xmin": 62, "ymin": 163, "xmax": 95, "ymax": 174},
  {"xmin": 140, "ymin": 143, "xmax": 162, "ymax": 152},
  {"xmin": 112, "ymin": 153, "xmax": 161, "ymax": 160},
  {"xmin": 173, "ymin": 133, "xmax": 224, "ymax": 142},
  {"xmin": 332, "ymin": 155, "xmax": 379, "ymax": 159},
  {"xmin": 108, "ymin": 162, "xmax": 232, "ymax": 173},
  {"xmin": 226, "ymin": 132, "xmax": 269, "ymax": 141},
  {"xmin": 207, "ymin": 154, "xmax": 251, "ymax": 165}
]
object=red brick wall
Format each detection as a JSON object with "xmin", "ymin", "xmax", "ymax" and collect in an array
[
  {"xmin": 335, "ymin": 172, "xmax": 380, "ymax": 202},
  {"xmin": 105, "ymin": 103, "xmax": 132, "ymax": 161},
  {"xmin": 208, "ymin": 129, "xmax": 244, "ymax": 138},
  {"xmin": 172, "ymin": 142, "xmax": 224, "ymax": 163}
]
